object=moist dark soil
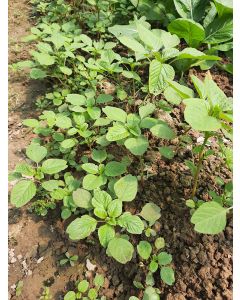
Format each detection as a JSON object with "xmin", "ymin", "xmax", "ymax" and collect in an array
[{"xmin": 8, "ymin": 1, "xmax": 233, "ymax": 299}]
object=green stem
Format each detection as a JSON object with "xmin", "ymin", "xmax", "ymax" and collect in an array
[{"xmin": 191, "ymin": 133, "xmax": 209, "ymax": 199}]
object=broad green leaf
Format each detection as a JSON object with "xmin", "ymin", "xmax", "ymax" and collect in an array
[
  {"xmin": 137, "ymin": 241, "xmax": 152, "ymax": 260},
  {"xmin": 183, "ymin": 98, "xmax": 221, "ymax": 131},
  {"xmin": 118, "ymin": 212, "xmax": 144, "ymax": 234},
  {"xmin": 118, "ymin": 36, "xmax": 146, "ymax": 54},
  {"xmin": 191, "ymin": 201, "xmax": 228, "ymax": 234},
  {"xmin": 152, "ymin": 29, "xmax": 180, "ymax": 49},
  {"xmin": 92, "ymin": 189, "xmax": 112, "ymax": 211},
  {"xmin": 88, "ymin": 288, "xmax": 97, "ymax": 300},
  {"xmin": 140, "ymin": 203, "xmax": 161, "ymax": 225},
  {"xmin": 168, "ymin": 18, "xmax": 205, "ymax": 47},
  {"xmin": 61, "ymin": 139, "xmax": 76, "ymax": 149},
  {"xmin": 177, "ymin": 48, "xmax": 220, "ymax": 61},
  {"xmin": 59, "ymin": 66, "xmax": 72, "ymax": 75},
  {"xmin": 64, "ymin": 291, "xmax": 76, "ymax": 300},
  {"xmin": 55, "ymin": 115, "xmax": 72, "ymax": 129},
  {"xmin": 66, "ymin": 94, "xmax": 86, "ymax": 105},
  {"xmin": 214, "ymin": 0, "xmax": 233, "ymax": 16},
  {"xmin": 98, "ymin": 224, "xmax": 115, "ymax": 248},
  {"xmin": 94, "ymin": 274, "xmax": 104, "ymax": 288},
  {"xmin": 73, "ymin": 188, "xmax": 92, "ymax": 209},
  {"xmin": 150, "ymin": 124, "xmax": 176, "ymax": 140},
  {"xmin": 124, "ymin": 136, "xmax": 149, "ymax": 156},
  {"xmin": 106, "ymin": 124, "xmax": 130, "ymax": 141},
  {"xmin": 143, "ymin": 287, "xmax": 160, "ymax": 300},
  {"xmin": 139, "ymin": 103, "xmax": 156, "ymax": 119},
  {"xmin": 94, "ymin": 118, "xmax": 111, "ymax": 127},
  {"xmin": 159, "ymin": 146, "xmax": 175, "ymax": 159},
  {"xmin": 107, "ymin": 237, "xmax": 134, "ymax": 264},
  {"xmin": 136, "ymin": 23, "xmax": 162, "ymax": 51},
  {"xmin": 191, "ymin": 75, "xmax": 207, "ymax": 99},
  {"xmin": 66, "ymin": 215, "xmax": 97, "ymax": 240},
  {"xmin": 82, "ymin": 163, "xmax": 99, "ymax": 175},
  {"xmin": 155, "ymin": 237, "xmax": 165, "ymax": 249},
  {"xmin": 114, "ymin": 175, "xmax": 138, "ymax": 202},
  {"xmin": 149, "ymin": 260, "xmax": 159, "ymax": 273},
  {"xmin": 51, "ymin": 188, "xmax": 68, "ymax": 200},
  {"xmin": 140, "ymin": 117, "xmax": 159, "ymax": 129},
  {"xmin": 157, "ymin": 252, "xmax": 172, "ymax": 265},
  {"xmin": 87, "ymin": 107, "xmax": 101, "ymax": 120},
  {"xmin": 30, "ymin": 68, "xmax": 47, "ymax": 79},
  {"xmin": 41, "ymin": 159, "xmax": 67, "ymax": 174},
  {"xmin": 103, "ymin": 106, "xmax": 127, "ymax": 123},
  {"xmin": 167, "ymin": 80, "xmax": 194, "ymax": 99},
  {"xmin": 22, "ymin": 119, "xmax": 39, "ymax": 127},
  {"xmin": 204, "ymin": 15, "xmax": 233, "ymax": 44},
  {"xmin": 174, "ymin": 0, "xmax": 209, "ymax": 22},
  {"xmin": 78, "ymin": 280, "xmax": 89, "ymax": 293},
  {"xmin": 33, "ymin": 52, "xmax": 55, "ymax": 66},
  {"xmin": 160, "ymin": 267, "xmax": 175, "ymax": 285},
  {"xmin": 42, "ymin": 180, "xmax": 59, "ymax": 191},
  {"xmin": 96, "ymin": 94, "xmax": 113, "ymax": 104},
  {"xmin": 15, "ymin": 163, "xmax": 35, "ymax": 176},
  {"xmin": 92, "ymin": 149, "xmax": 107, "ymax": 163},
  {"xmin": 10, "ymin": 180, "xmax": 36, "ymax": 207},
  {"xmin": 82, "ymin": 175, "xmax": 106, "ymax": 190},
  {"xmin": 107, "ymin": 200, "xmax": 122, "ymax": 218},
  {"xmin": 130, "ymin": 0, "xmax": 163, "ymax": 20},
  {"xmin": 26, "ymin": 144, "xmax": 47, "ymax": 163},
  {"xmin": 149, "ymin": 60, "xmax": 175, "ymax": 94},
  {"xmin": 105, "ymin": 161, "xmax": 126, "ymax": 177}
]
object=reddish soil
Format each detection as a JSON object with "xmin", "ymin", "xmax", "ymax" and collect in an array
[{"xmin": 8, "ymin": 1, "xmax": 233, "ymax": 299}]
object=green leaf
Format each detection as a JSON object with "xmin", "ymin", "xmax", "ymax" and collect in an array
[
  {"xmin": 55, "ymin": 115, "xmax": 72, "ymax": 129},
  {"xmin": 155, "ymin": 237, "xmax": 165, "ymax": 249},
  {"xmin": 173, "ymin": 0, "xmax": 209, "ymax": 22},
  {"xmin": 34, "ymin": 52, "xmax": 55, "ymax": 66},
  {"xmin": 73, "ymin": 188, "xmax": 92, "ymax": 209},
  {"xmin": 139, "ymin": 103, "xmax": 156, "ymax": 119},
  {"xmin": 168, "ymin": 18, "xmax": 205, "ymax": 47},
  {"xmin": 92, "ymin": 189, "xmax": 112, "ymax": 211},
  {"xmin": 183, "ymin": 98, "xmax": 221, "ymax": 131},
  {"xmin": 107, "ymin": 200, "xmax": 122, "ymax": 218},
  {"xmin": 66, "ymin": 94, "xmax": 86, "ymax": 105},
  {"xmin": 94, "ymin": 118, "xmax": 111, "ymax": 127},
  {"xmin": 140, "ymin": 203, "xmax": 161, "ymax": 225},
  {"xmin": 66, "ymin": 215, "xmax": 97, "ymax": 240},
  {"xmin": 78, "ymin": 280, "xmax": 89, "ymax": 293},
  {"xmin": 87, "ymin": 107, "xmax": 101, "ymax": 120},
  {"xmin": 114, "ymin": 175, "xmax": 138, "ymax": 202},
  {"xmin": 149, "ymin": 260, "xmax": 159, "ymax": 273},
  {"xmin": 214, "ymin": 0, "xmax": 233, "ymax": 16},
  {"xmin": 160, "ymin": 267, "xmax": 175, "ymax": 285},
  {"xmin": 82, "ymin": 175, "xmax": 106, "ymax": 190},
  {"xmin": 61, "ymin": 139, "xmax": 76, "ymax": 149},
  {"xmin": 30, "ymin": 68, "xmax": 47, "ymax": 79},
  {"xmin": 60, "ymin": 66, "xmax": 72, "ymax": 75},
  {"xmin": 22, "ymin": 119, "xmax": 39, "ymax": 127},
  {"xmin": 96, "ymin": 94, "xmax": 113, "ymax": 104},
  {"xmin": 15, "ymin": 163, "xmax": 35, "ymax": 176},
  {"xmin": 191, "ymin": 201, "xmax": 228, "ymax": 234},
  {"xmin": 143, "ymin": 287, "xmax": 160, "ymax": 300},
  {"xmin": 92, "ymin": 149, "xmax": 107, "ymax": 163},
  {"xmin": 149, "ymin": 60, "xmax": 175, "ymax": 94},
  {"xmin": 118, "ymin": 36, "xmax": 146, "ymax": 54},
  {"xmin": 167, "ymin": 80, "xmax": 194, "ymax": 99},
  {"xmin": 41, "ymin": 159, "xmax": 67, "ymax": 174},
  {"xmin": 61, "ymin": 208, "xmax": 71, "ymax": 220},
  {"xmin": 159, "ymin": 146, "xmax": 174, "ymax": 159},
  {"xmin": 88, "ymin": 288, "xmax": 97, "ymax": 300},
  {"xmin": 103, "ymin": 106, "xmax": 127, "ymax": 123},
  {"xmin": 107, "ymin": 237, "xmax": 134, "ymax": 264},
  {"xmin": 94, "ymin": 274, "xmax": 104, "ymax": 288},
  {"xmin": 26, "ymin": 143, "xmax": 47, "ymax": 163},
  {"xmin": 157, "ymin": 252, "xmax": 172, "ymax": 265},
  {"xmin": 118, "ymin": 212, "xmax": 144, "ymax": 234},
  {"xmin": 10, "ymin": 180, "xmax": 36, "ymax": 207},
  {"xmin": 124, "ymin": 136, "xmax": 149, "ymax": 156},
  {"xmin": 106, "ymin": 124, "xmax": 130, "ymax": 141},
  {"xmin": 204, "ymin": 15, "xmax": 232, "ymax": 44},
  {"xmin": 64, "ymin": 291, "xmax": 76, "ymax": 300},
  {"xmin": 177, "ymin": 48, "xmax": 220, "ymax": 61},
  {"xmin": 137, "ymin": 241, "xmax": 152, "ymax": 260},
  {"xmin": 98, "ymin": 224, "xmax": 115, "ymax": 248},
  {"xmin": 136, "ymin": 23, "xmax": 162, "ymax": 51},
  {"xmin": 82, "ymin": 163, "xmax": 99, "ymax": 175},
  {"xmin": 105, "ymin": 161, "xmax": 126, "ymax": 177},
  {"xmin": 42, "ymin": 180, "xmax": 59, "ymax": 191},
  {"xmin": 150, "ymin": 124, "xmax": 176, "ymax": 140}
]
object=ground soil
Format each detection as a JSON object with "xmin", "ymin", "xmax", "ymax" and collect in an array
[{"xmin": 8, "ymin": 1, "xmax": 233, "ymax": 299}]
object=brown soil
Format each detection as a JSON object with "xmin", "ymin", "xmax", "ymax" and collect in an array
[{"xmin": 8, "ymin": 1, "xmax": 233, "ymax": 299}]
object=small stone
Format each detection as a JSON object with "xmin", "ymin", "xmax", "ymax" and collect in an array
[
  {"xmin": 86, "ymin": 259, "xmax": 96, "ymax": 271},
  {"xmin": 27, "ymin": 270, "xmax": 33, "ymax": 276},
  {"xmin": 37, "ymin": 257, "xmax": 44, "ymax": 264},
  {"xmin": 10, "ymin": 257, "xmax": 17, "ymax": 264},
  {"xmin": 17, "ymin": 254, "xmax": 23, "ymax": 260}
]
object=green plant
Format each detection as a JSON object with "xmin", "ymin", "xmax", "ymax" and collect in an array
[
  {"xmin": 60, "ymin": 252, "xmax": 79, "ymax": 267},
  {"xmin": 40, "ymin": 287, "xmax": 52, "ymax": 300},
  {"xmin": 64, "ymin": 274, "xmax": 106, "ymax": 300}
]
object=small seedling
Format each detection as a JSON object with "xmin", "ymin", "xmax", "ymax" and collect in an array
[{"xmin": 60, "ymin": 252, "xmax": 79, "ymax": 267}]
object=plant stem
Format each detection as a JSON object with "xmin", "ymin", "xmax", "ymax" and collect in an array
[{"xmin": 191, "ymin": 133, "xmax": 209, "ymax": 199}]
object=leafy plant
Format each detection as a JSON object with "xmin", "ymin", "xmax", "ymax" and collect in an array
[{"xmin": 60, "ymin": 252, "xmax": 79, "ymax": 267}]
